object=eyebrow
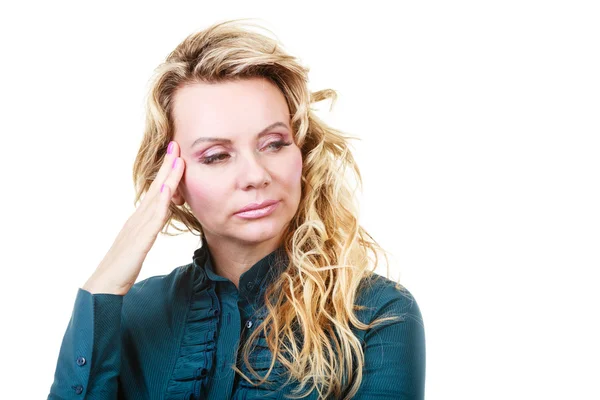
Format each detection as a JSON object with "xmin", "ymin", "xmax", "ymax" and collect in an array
[{"xmin": 190, "ymin": 122, "xmax": 290, "ymax": 148}]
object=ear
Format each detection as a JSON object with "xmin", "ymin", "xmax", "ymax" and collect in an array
[{"xmin": 171, "ymin": 187, "xmax": 186, "ymax": 206}]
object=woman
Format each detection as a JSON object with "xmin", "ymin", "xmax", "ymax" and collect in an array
[{"xmin": 48, "ymin": 19, "xmax": 426, "ymax": 399}]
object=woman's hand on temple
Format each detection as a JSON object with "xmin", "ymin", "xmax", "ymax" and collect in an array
[{"xmin": 82, "ymin": 141, "xmax": 185, "ymax": 295}]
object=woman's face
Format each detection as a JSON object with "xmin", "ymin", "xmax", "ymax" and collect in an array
[{"xmin": 171, "ymin": 77, "xmax": 303, "ymax": 248}]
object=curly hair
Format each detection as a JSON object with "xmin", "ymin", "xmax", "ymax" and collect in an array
[{"xmin": 132, "ymin": 18, "xmax": 401, "ymax": 399}]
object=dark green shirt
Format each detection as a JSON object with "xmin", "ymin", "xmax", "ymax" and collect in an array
[{"xmin": 48, "ymin": 246, "xmax": 426, "ymax": 399}]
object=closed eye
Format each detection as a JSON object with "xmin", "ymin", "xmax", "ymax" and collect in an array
[
  {"xmin": 201, "ymin": 153, "xmax": 230, "ymax": 165},
  {"xmin": 199, "ymin": 141, "xmax": 292, "ymax": 165},
  {"xmin": 265, "ymin": 140, "xmax": 292, "ymax": 151}
]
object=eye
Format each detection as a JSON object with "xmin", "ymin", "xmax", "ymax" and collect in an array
[
  {"xmin": 201, "ymin": 153, "xmax": 230, "ymax": 165},
  {"xmin": 199, "ymin": 141, "xmax": 292, "ymax": 165},
  {"xmin": 264, "ymin": 140, "xmax": 292, "ymax": 151}
]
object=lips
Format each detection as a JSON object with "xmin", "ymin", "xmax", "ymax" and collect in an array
[{"xmin": 235, "ymin": 200, "xmax": 279, "ymax": 214}]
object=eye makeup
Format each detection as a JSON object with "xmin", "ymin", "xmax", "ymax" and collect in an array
[{"xmin": 198, "ymin": 139, "xmax": 292, "ymax": 165}]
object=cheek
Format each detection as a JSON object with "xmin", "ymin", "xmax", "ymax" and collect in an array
[
  {"xmin": 185, "ymin": 180, "xmax": 209, "ymax": 201},
  {"xmin": 293, "ymin": 153, "xmax": 303, "ymax": 183},
  {"xmin": 282, "ymin": 150, "xmax": 303, "ymax": 191},
  {"xmin": 182, "ymin": 174, "xmax": 224, "ymax": 216}
]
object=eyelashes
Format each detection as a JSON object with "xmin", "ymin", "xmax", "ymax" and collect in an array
[
  {"xmin": 201, "ymin": 153, "xmax": 229, "ymax": 165},
  {"xmin": 200, "ymin": 140, "xmax": 292, "ymax": 165}
]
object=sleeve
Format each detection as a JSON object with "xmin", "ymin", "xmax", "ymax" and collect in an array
[
  {"xmin": 48, "ymin": 288, "xmax": 124, "ymax": 399},
  {"xmin": 353, "ymin": 282, "xmax": 426, "ymax": 399}
]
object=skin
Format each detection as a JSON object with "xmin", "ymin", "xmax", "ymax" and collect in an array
[{"xmin": 170, "ymin": 77, "xmax": 303, "ymax": 288}]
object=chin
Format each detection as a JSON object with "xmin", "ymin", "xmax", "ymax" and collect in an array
[{"xmin": 231, "ymin": 218, "xmax": 288, "ymax": 244}]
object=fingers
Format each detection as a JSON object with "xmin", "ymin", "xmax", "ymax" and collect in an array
[
  {"xmin": 162, "ymin": 153, "xmax": 185, "ymax": 204},
  {"xmin": 148, "ymin": 141, "xmax": 183, "ymax": 197}
]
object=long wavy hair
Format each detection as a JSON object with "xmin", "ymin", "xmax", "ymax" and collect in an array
[{"xmin": 132, "ymin": 19, "xmax": 401, "ymax": 399}]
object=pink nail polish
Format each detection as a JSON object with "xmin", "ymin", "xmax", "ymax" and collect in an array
[
  {"xmin": 161, "ymin": 184, "xmax": 165, "ymax": 193},
  {"xmin": 167, "ymin": 142, "xmax": 173, "ymax": 154},
  {"xmin": 172, "ymin": 158, "xmax": 178, "ymax": 169}
]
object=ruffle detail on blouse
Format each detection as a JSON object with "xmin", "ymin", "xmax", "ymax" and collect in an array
[{"xmin": 165, "ymin": 247, "xmax": 220, "ymax": 400}]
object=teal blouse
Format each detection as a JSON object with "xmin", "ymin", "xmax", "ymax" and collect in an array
[{"xmin": 48, "ymin": 245, "xmax": 426, "ymax": 399}]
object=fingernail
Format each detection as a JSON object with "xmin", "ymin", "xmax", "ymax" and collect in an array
[
  {"xmin": 167, "ymin": 141, "xmax": 174, "ymax": 154},
  {"xmin": 172, "ymin": 158, "xmax": 178, "ymax": 169},
  {"xmin": 160, "ymin": 184, "xmax": 165, "ymax": 193}
]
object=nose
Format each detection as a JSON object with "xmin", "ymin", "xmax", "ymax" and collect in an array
[{"xmin": 237, "ymin": 150, "xmax": 272, "ymax": 190}]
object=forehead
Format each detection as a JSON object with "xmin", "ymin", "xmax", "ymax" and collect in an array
[{"xmin": 172, "ymin": 78, "xmax": 291, "ymax": 143}]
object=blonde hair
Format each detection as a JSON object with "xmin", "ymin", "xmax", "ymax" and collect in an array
[{"xmin": 132, "ymin": 19, "xmax": 401, "ymax": 399}]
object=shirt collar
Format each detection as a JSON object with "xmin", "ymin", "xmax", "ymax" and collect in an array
[{"xmin": 192, "ymin": 243, "xmax": 288, "ymax": 299}]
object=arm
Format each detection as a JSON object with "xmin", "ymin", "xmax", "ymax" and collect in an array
[
  {"xmin": 48, "ymin": 288, "xmax": 123, "ymax": 399},
  {"xmin": 354, "ymin": 282, "xmax": 426, "ymax": 399}
]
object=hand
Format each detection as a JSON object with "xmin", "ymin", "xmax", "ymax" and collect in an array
[{"xmin": 82, "ymin": 141, "xmax": 185, "ymax": 295}]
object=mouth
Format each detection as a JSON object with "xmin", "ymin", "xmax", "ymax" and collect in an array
[{"xmin": 234, "ymin": 200, "xmax": 280, "ymax": 219}]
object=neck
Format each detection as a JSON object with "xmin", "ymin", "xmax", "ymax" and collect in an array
[{"xmin": 204, "ymin": 234, "xmax": 283, "ymax": 289}]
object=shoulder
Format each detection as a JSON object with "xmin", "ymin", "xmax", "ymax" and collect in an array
[
  {"xmin": 352, "ymin": 273, "xmax": 427, "ymax": 398},
  {"xmin": 123, "ymin": 262, "xmax": 196, "ymax": 305},
  {"xmin": 120, "ymin": 262, "xmax": 197, "ymax": 331},
  {"xmin": 355, "ymin": 272, "xmax": 425, "ymax": 332}
]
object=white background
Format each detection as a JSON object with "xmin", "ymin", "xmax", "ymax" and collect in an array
[{"xmin": 0, "ymin": 1, "xmax": 598, "ymax": 399}]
